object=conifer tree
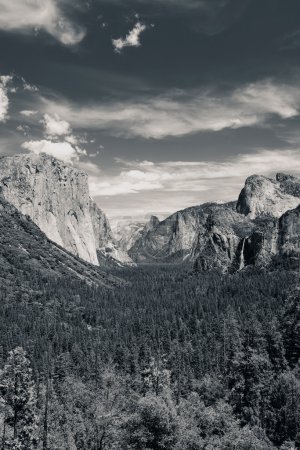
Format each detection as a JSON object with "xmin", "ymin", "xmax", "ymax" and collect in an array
[{"xmin": 0, "ymin": 347, "xmax": 38, "ymax": 449}]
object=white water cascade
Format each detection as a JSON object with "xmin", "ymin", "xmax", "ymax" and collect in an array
[{"xmin": 239, "ymin": 238, "xmax": 246, "ymax": 271}]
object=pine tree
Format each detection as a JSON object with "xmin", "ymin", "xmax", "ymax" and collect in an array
[
  {"xmin": 281, "ymin": 291, "xmax": 300, "ymax": 368},
  {"xmin": 0, "ymin": 347, "xmax": 38, "ymax": 449}
]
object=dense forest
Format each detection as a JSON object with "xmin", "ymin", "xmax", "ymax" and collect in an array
[{"xmin": 0, "ymin": 262, "xmax": 299, "ymax": 449}]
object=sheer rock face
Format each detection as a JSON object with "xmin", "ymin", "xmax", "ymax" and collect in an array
[
  {"xmin": 278, "ymin": 205, "xmax": 300, "ymax": 266},
  {"xmin": 237, "ymin": 174, "xmax": 300, "ymax": 219},
  {"xmin": 0, "ymin": 153, "xmax": 114, "ymax": 266},
  {"xmin": 192, "ymin": 204, "xmax": 254, "ymax": 272}
]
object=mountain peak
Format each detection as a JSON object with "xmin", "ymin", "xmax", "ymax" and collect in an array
[
  {"xmin": 149, "ymin": 215, "xmax": 160, "ymax": 227},
  {"xmin": 237, "ymin": 172, "xmax": 300, "ymax": 219}
]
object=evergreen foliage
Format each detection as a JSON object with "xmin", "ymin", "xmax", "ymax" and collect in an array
[{"xmin": 0, "ymin": 253, "xmax": 300, "ymax": 448}]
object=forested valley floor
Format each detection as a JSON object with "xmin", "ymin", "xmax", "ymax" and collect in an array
[{"xmin": 0, "ymin": 264, "xmax": 300, "ymax": 449}]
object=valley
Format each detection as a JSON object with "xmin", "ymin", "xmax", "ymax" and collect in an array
[{"xmin": 0, "ymin": 153, "xmax": 299, "ymax": 448}]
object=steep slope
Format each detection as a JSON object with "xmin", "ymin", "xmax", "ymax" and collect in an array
[
  {"xmin": 237, "ymin": 173, "xmax": 300, "ymax": 219},
  {"xmin": 0, "ymin": 153, "xmax": 131, "ymax": 266},
  {"xmin": 0, "ymin": 196, "xmax": 122, "ymax": 289}
]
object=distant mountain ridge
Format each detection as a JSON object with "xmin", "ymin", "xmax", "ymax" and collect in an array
[{"xmin": 128, "ymin": 173, "xmax": 300, "ymax": 272}]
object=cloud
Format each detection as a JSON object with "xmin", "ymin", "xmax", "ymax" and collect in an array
[
  {"xmin": 89, "ymin": 149, "xmax": 300, "ymax": 198},
  {"xmin": 0, "ymin": 75, "xmax": 13, "ymax": 122},
  {"xmin": 42, "ymin": 80, "xmax": 300, "ymax": 139},
  {"xmin": 42, "ymin": 113, "xmax": 71, "ymax": 137},
  {"xmin": 22, "ymin": 79, "xmax": 39, "ymax": 92},
  {"xmin": 112, "ymin": 22, "xmax": 147, "ymax": 52},
  {"xmin": 20, "ymin": 110, "xmax": 38, "ymax": 117},
  {"xmin": 21, "ymin": 139, "xmax": 83, "ymax": 164},
  {"xmin": 0, "ymin": 0, "xmax": 85, "ymax": 45}
]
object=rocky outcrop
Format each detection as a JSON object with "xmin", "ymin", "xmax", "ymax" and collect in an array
[
  {"xmin": 237, "ymin": 173, "xmax": 300, "ymax": 219},
  {"xmin": 0, "ymin": 153, "xmax": 130, "ymax": 266}
]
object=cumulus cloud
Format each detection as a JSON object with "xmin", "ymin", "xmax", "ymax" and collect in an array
[
  {"xmin": 112, "ymin": 22, "xmax": 147, "ymax": 52},
  {"xmin": 0, "ymin": 0, "xmax": 85, "ymax": 45},
  {"xmin": 0, "ymin": 75, "xmax": 13, "ymax": 122},
  {"xmin": 89, "ymin": 149, "xmax": 300, "ymax": 198},
  {"xmin": 21, "ymin": 139, "xmax": 84, "ymax": 164},
  {"xmin": 21, "ymin": 109, "xmax": 89, "ymax": 164},
  {"xmin": 41, "ymin": 80, "xmax": 300, "ymax": 139},
  {"xmin": 42, "ymin": 113, "xmax": 71, "ymax": 137}
]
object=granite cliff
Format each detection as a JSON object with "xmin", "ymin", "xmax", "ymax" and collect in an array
[
  {"xmin": 237, "ymin": 173, "xmax": 300, "ymax": 219},
  {"xmin": 0, "ymin": 153, "xmax": 130, "ymax": 266},
  {"xmin": 0, "ymin": 195, "xmax": 122, "ymax": 288}
]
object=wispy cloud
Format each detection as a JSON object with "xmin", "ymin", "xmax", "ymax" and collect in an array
[
  {"xmin": 0, "ymin": 0, "xmax": 85, "ymax": 46},
  {"xmin": 0, "ymin": 75, "xmax": 13, "ymax": 123},
  {"xmin": 112, "ymin": 22, "xmax": 147, "ymax": 52},
  {"xmin": 42, "ymin": 80, "xmax": 300, "ymax": 139},
  {"xmin": 20, "ymin": 110, "xmax": 38, "ymax": 117},
  {"xmin": 88, "ymin": 149, "xmax": 300, "ymax": 199}
]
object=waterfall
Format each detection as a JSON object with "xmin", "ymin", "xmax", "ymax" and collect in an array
[{"xmin": 239, "ymin": 238, "xmax": 246, "ymax": 271}]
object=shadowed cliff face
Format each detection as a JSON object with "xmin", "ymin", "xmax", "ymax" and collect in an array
[
  {"xmin": 278, "ymin": 205, "xmax": 300, "ymax": 269},
  {"xmin": 0, "ymin": 153, "xmax": 131, "ymax": 266}
]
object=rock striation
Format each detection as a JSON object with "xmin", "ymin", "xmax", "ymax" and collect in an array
[{"xmin": 0, "ymin": 153, "xmax": 130, "ymax": 266}]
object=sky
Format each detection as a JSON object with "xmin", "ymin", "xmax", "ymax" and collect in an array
[{"xmin": 1, "ymin": 0, "xmax": 300, "ymax": 220}]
